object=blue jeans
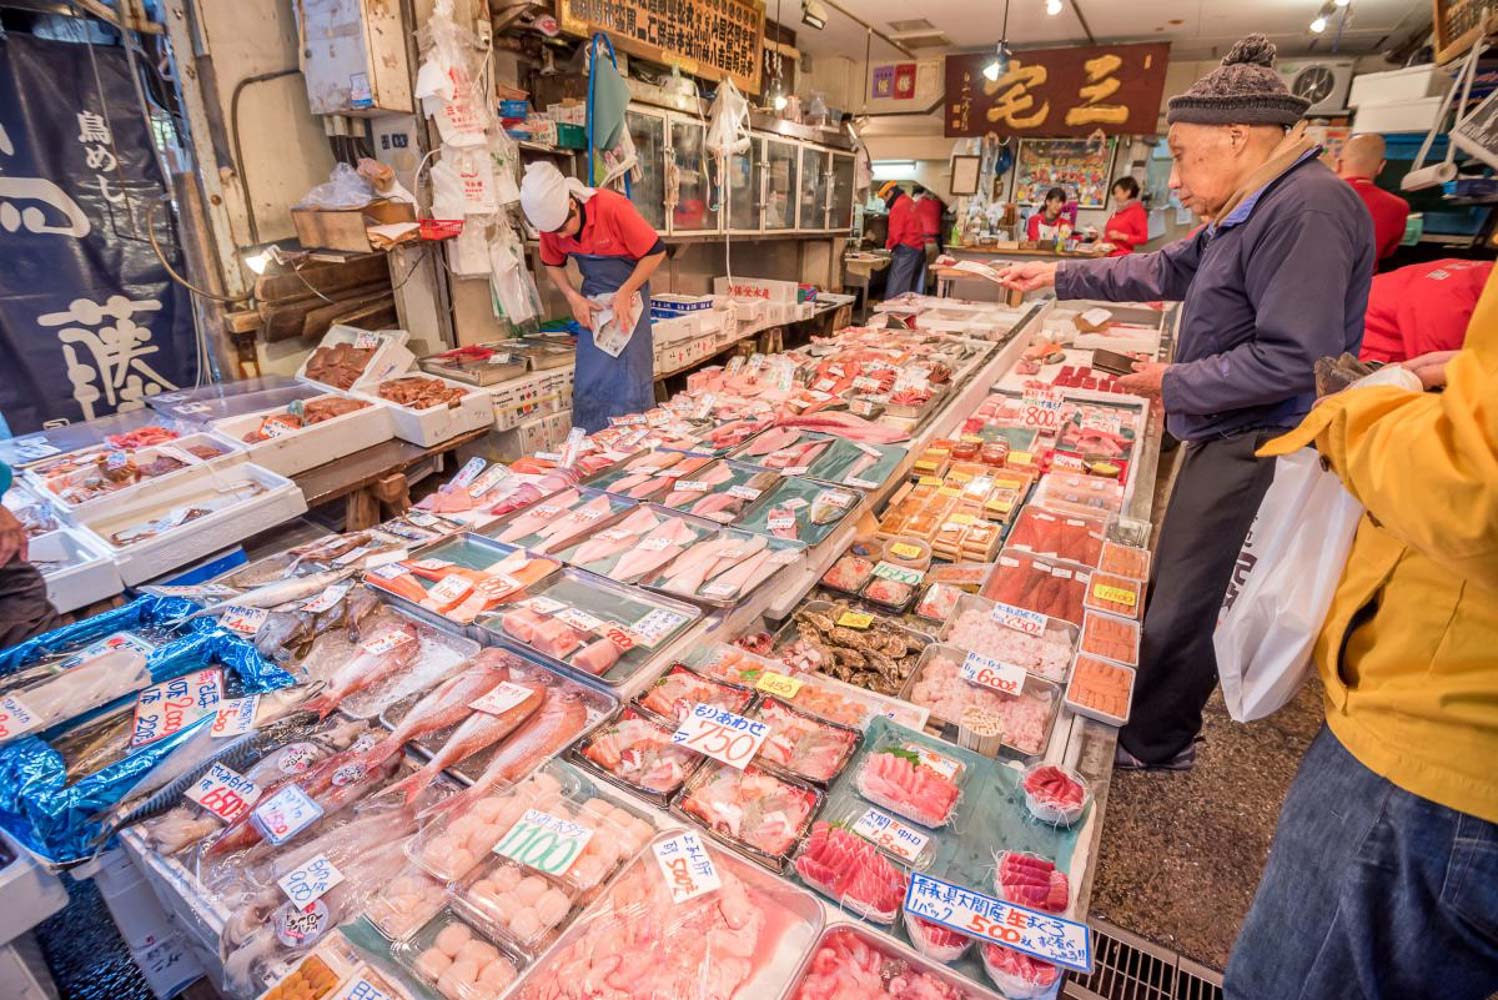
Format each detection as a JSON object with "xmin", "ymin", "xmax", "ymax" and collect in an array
[{"xmin": 1227, "ymin": 726, "xmax": 1498, "ymax": 999}]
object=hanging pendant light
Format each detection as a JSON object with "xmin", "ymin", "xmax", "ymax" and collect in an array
[
  {"xmin": 767, "ymin": 0, "xmax": 790, "ymax": 110},
  {"xmin": 983, "ymin": 0, "xmax": 1013, "ymax": 81}
]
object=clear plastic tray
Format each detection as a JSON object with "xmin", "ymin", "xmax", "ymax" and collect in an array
[
  {"xmin": 1078, "ymin": 610, "xmax": 1141, "ymax": 666},
  {"xmin": 1004, "ymin": 505, "xmax": 1110, "ymax": 567},
  {"xmin": 900, "ymin": 642, "xmax": 1063, "ymax": 758},
  {"xmin": 770, "ymin": 600, "xmax": 934, "ymax": 700},
  {"xmin": 482, "ymin": 487, "xmax": 638, "ymax": 555},
  {"xmin": 640, "ymin": 525, "xmax": 804, "ymax": 608},
  {"xmin": 783, "ymin": 925, "xmax": 1003, "ymax": 1000},
  {"xmin": 363, "ymin": 533, "xmax": 563, "ymax": 630},
  {"xmin": 670, "ymin": 761, "xmax": 824, "ymax": 872},
  {"xmin": 979, "ymin": 550, "xmax": 1092, "ymax": 627},
  {"xmin": 938, "ymin": 592, "xmax": 1079, "ymax": 684},
  {"xmin": 509, "ymin": 830, "xmax": 825, "ymax": 1000},
  {"xmin": 749, "ymin": 696, "xmax": 861, "ymax": 786},
  {"xmin": 390, "ymin": 907, "xmax": 527, "ymax": 1000},
  {"xmin": 364, "ymin": 862, "xmax": 449, "ymax": 942},
  {"xmin": 633, "ymin": 663, "xmax": 754, "ymax": 725},
  {"xmin": 568, "ymin": 705, "xmax": 708, "ymax": 805},
  {"xmin": 735, "ymin": 476, "xmax": 861, "ymax": 546},
  {"xmin": 475, "ymin": 567, "xmax": 701, "ymax": 690},
  {"xmin": 657, "ymin": 459, "xmax": 783, "ymax": 523}
]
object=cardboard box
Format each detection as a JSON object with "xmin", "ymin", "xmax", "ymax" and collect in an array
[{"xmin": 291, "ymin": 200, "xmax": 417, "ymax": 253}]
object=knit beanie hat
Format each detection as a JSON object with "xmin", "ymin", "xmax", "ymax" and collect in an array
[{"xmin": 1166, "ymin": 34, "xmax": 1310, "ymax": 126}]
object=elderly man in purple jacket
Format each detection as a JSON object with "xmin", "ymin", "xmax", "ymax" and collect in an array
[{"xmin": 1001, "ymin": 35, "xmax": 1374, "ymax": 770}]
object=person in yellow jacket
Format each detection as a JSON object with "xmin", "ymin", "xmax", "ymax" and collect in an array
[{"xmin": 1225, "ymin": 269, "xmax": 1498, "ymax": 998}]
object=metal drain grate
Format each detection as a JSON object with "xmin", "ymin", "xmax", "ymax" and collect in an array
[{"xmin": 1065, "ymin": 920, "xmax": 1223, "ymax": 1000}]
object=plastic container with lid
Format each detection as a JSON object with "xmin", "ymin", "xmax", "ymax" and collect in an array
[
  {"xmin": 390, "ymin": 908, "xmax": 525, "ymax": 1000},
  {"xmin": 1065, "ymin": 653, "xmax": 1136, "ymax": 726},
  {"xmin": 881, "ymin": 534, "xmax": 933, "ymax": 571}
]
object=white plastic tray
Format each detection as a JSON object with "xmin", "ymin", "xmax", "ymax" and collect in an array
[
  {"xmin": 21, "ymin": 431, "xmax": 247, "ymax": 518},
  {"xmin": 76, "ymin": 463, "xmax": 307, "ymax": 585},
  {"xmin": 28, "ymin": 527, "xmax": 122, "ymax": 613},
  {"xmin": 295, "ymin": 324, "xmax": 414, "ymax": 393},
  {"xmin": 353, "ymin": 372, "xmax": 495, "ymax": 447},
  {"xmin": 211, "ymin": 395, "xmax": 395, "ymax": 477}
]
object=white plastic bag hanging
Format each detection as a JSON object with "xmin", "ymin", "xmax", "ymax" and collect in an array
[
  {"xmin": 431, "ymin": 146, "xmax": 497, "ymax": 216},
  {"xmin": 415, "ymin": 0, "xmax": 492, "ymax": 147},
  {"xmin": 488, "ymin": 219, "xmax": 542, "ymax": 325},
  {"xmin": 705, "ymin": 79, "xmax": 752, "ymax": 157}
]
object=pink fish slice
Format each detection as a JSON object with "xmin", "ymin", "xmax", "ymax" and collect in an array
[
  {"xmin": 659, "ymin": 535, "xmax": 737, "ymax": 595},
  {"xmin": 610, "ymin": 518, "xmax": 698, "ymax": 583},
  {"xmin": 532, "ymin": 495, "xmax": 614, "ymax": 553},
  {"xmin": 703, "ymin": 545, "xmax": 774, "ymax": 599},
  {"xmin": 496, "ymin": 488, "xmax": 580, "ymax": 542},
  {"xmin": 663, "ymin": 463, "xmax": 733, "ymax": 507},
  {"xmin": 571, "ymin": 507, "xmax": 659, "ymax": 565},
  {"xmin": 702, "ymin": 532, "xmax": 768, "ymax": 581},
  {"xmin": 606, "ymin": 472, "xmax": 654, "ymax": 495}
]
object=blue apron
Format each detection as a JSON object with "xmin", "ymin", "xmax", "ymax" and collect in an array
[
  {"xmin": 572, "ymin": 253, "xmax": 655, "ymax": 433},
  {"xmin": 885, "ymin": 243, "xmax": 926, "ymax": 299}
]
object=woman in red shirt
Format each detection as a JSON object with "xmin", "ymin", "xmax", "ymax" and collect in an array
[
  {"xmin": 1104, "ymin": 176, "xmax": 1148, "ymax": 256},
  {"xmin": 1025, "ymin": 187, "xmax": 1070, "ymax": 243}
]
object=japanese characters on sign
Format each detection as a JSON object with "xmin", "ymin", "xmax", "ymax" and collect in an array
[
  {"xmin": 652, "ymin": 830, "xmax": 721, "ymax": 902},
  {"xmin": 130, "ymin": 668, "xmax": 223, "ymax": 748},
  {"xmin": 671, "ymin": 703, "xmax": 770, "ymax": 769},
  {"xmin": 944, "ymin": 43, "xmax": 1170, "ymax": 138},
  {"xmin": 494, "ymin": 808, "xmax": 595, "ymax": 876},
  {"xmin": 557, "ymin": 0, "xmax": 764, "ymax": 94},
  {"xmin": 904, "ymin": 872, "xmax": 1093, "ymax": 973}
]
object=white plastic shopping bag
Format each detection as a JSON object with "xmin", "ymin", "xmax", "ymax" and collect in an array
[{"xmin": 1214, "ymin": 447, "xmax": 1362, "ymax": 721}]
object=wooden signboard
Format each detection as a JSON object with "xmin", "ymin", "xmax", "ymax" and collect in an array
[
  {"xmin": 944, "ymin": 42, "xmax": 1170, "ymax": 139},
  {"xmin": 1433, "ymin": 0, "xmax": 1497, "ymax": 65},
  {"xmin": 559, "ymin": 0, "xmax": 765, "ymax": 94}
]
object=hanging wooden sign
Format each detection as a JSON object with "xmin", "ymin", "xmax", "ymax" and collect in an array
[
  {"xmin": 1433, "ymin": 0, "xmax": 1497, "ymax": 65},
  {"xmin": 558, "ymin": 0, "xmax": 765, "ymax": 94}
]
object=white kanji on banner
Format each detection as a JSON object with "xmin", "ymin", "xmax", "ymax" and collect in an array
[{"xmin": 37, "ymin": 294, "xmax": 178, "ymax": 417}]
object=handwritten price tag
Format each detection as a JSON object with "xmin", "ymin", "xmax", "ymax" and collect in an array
[
  {"xmin": 362, "ymin": 630, "xmax": 416, "ymax": 655},
  {"xmin": 872, "ymin": 561, "xmax": 924, "ymax": 586},
  {"xmin": 299, "ymin": 582, "xmax": 352, "ymax": 614},
  {"xmin": 652, "ymin": 830, "xmax": 720, "ymax": 903},
  {"xmin": 251, "ymin": 784, "xmax": 325, "ymax": 845},
  {"xmin": 0, "ymin": 695, "xmax": 43, "ymax": 743},
  {"xmin": 961, "ymin": 651, "xmax": 1026, "ymax": 696},
  {"xmin": 426, "ymin": 574, "xmax": 473, "ymax": 606},
  {"xmin": 671, "ymin": 703, "xmax": 770, "ymax": 769},
  {"xmin": 631, "ymin": 608, "xmax": 689, "ymax": 647},
  {"xmin": 278, "ymin": 855, "xmax": 346, "ymax": 906},
  {"xmin": 837, "ymin": 611, "xmax": 873, "ymax": 629},
  {"xmin": 600, "ymin": 622, "xmax": 638, "ymax": 652},
  {"xmin": 468, "ymin": 464, "xmax": 510, "ymax": 498},
  {"xmin": 131, "ymin": 668, "xmax": 222, "ymax": 748},
  {"xmin": 727, "ymin": 484, "xmax": 762, "ymax": 501},
  {"xmin": 494, "ymin": 808, "xmax": 594, "ymax": 876},
  {"xmin": 675, "ymin": 480, "xmax": 710, "ymax": 493},
  {"xmin": 555, "ymin": 607, "xmax": 603, "ymax": 633},
  {"xmin": 471, "ymin": 681, "xmax": 537, "ymax": 716},
  {"xmin": 451, "ymin": 456, "xmax": 487, "ymax": 488},
  {"xmin": 1093, "ymin": 583, "xmax": 1138, "ymax": 607},
  {"xmin": 852, "ymin": 807, "xmax": 930, "ymax": 863},
  {"xmin": 331, "ymin": 975, "xmax": 395, "ymax": 1000},
  {"xmin": 1022, "ymin": 387, "xmax": 1065, "ymax": 431},
  {"xmin": 211, "ymin": 696, "xmax": 259, "ymax": 738},
  {"xmin": 989, "ymin": 602, "xmax": 1048, "ymax": 636},
  {"xmin": 903, "ymin": 872, "xmax": 1092, "ymax": 974},
  {"xmin": 767, "ymin": 513, "xmax": 797, "ymax": 532},
  {"xmin": 220, "ymin": 606, "xmax": 268, "ymax": 636},
  {"xmin": 888, "ymin": 542, "xmax": 923, "ymax": 560},
  {"xmin": 353, "ymin": 330, "xmax": 381, "ymax": 349},
  {"xmin": 756, "ymin": 672, "xmax": 804, "ymax": 698},
  {"xmin": 185, "ymin": 762, "xmax": 261, "ymax": 823}
]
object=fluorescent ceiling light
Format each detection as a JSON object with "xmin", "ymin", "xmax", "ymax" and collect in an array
[{"xmin": 872, "ymin": 160, "xmax": 916, "ymax": 180}]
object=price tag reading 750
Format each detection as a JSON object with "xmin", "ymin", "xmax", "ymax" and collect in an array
[{"xmin": 671, "ymin": 703, "xmax": 770, "ymax": 770}]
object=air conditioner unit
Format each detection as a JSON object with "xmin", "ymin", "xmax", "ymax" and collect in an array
[{"xmin": 1277, "ymin": 59, "xmax": 1356, "ymax": 116}]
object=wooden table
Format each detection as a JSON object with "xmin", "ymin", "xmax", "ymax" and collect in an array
[
  {"xmin": 841, "ymin": 254, "xmax": 890, "ymax": 321},
  {"xmin": 291, "ymin": 426, "xmax": 491, "ymax": 529}
]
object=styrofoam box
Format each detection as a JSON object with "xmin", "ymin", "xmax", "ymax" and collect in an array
[
  {"xmin": 1349, "ymin": 64, "xmax": 1451, "ymax": 107},
  {"xmin": 78, "ymin": 463, "xmax": 307, "ymax": 586},
  {"xmin": 92, "ymin": 848, "xmax": 174, "ymax": 952},
  {"xmin": 0, "ymin": 936, "xmax": 58, "ymax": 1000},
  {"xmin": 652, "ymin": 312, "xmax": 702, "ymax": 346},
  {"xmin": 212, "ymin": 395, "xmax": 395, "ymax": 477},
  {"xmin": 352, "ymin": 373, "xmax": 495, "ymax": 447},
  {"xmin": 22, "ymin": 431, "xmax": 247, "ymax": 518},
  {"xmin": 30, "ymin": 528, "xmax": 122, "ymax": 614},
  {"xmin": 0, "ymin": 829, "xmax": 68, "ymax": 945},
  {"xmin": 713, "ymin": 275, "xmax": 800, "ymax": 302},
  {"xmin": 1353, "ymin": 96, "xmax": 1447, "ymax": 134},
  {"xmin": 295, "ymin": 324, "xmax": 415, "ymax": 393}
]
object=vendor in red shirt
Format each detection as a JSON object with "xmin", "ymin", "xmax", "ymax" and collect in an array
[
  {"xmin": 880, "ymin": 181, "xmax": 927, "ymax": 298},
  {"xmin": 913, "ymin": 184, "xmax": 945, "ymax": 251},
  {"xmin": 1104, "ymin": 176, "xmax": 1149, "ymax": 256},
  {"xmin": 1359, "ymin": 258, "xmax": 1493, "ymax": 363},
  {"xmin": 1025, "ymin": 187, "xmax": 1072, "ymax": 243},
  {"xmin": 521, "ymin": 162, "xmax": 667, "ymax": 432},
  {"xmin": 1337, "ymin": 133, "xmax": 1410, "ymax": 266}
]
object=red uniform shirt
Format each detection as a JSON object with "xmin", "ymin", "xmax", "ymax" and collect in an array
[
  {"xmin": 1359, "ymin": 258, "xmax": 1492, "ymax": 363},
  {"xmin": 915, "ymin": 196, "xmax": 942, "ymax": 240},
  {"xmin": 885, "ymin": 193, "xmax": 925, "ymax": 251},
  {"xmin": 1025, "ymin": 212, "xmax": 1068, "ymax": 242},
  {"xmin": 1104, "ymin": 200, "xmax": 1149, "ymax": 256},
  {"xmin": 539, "ymin": 188, "xmax": 662, "ymax": 267},
  {"xmin": 1345, "ymin": 176, "xmax": 1410, "ymax": 264}
]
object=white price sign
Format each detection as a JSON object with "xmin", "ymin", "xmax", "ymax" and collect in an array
[
  {"xmin": 852, "ymin": 807, "xmax": 930, "ymax": 863},
  {"xmin": 675, "ymin": 480, "xmax": 709, "ymax": 493},
  {"xmin": 0, "ymin": 695, "xmax": 43, "ymax": 742},
  {"xmin": 631, "ymin": 608, "xmax": 689, "ymax": 647},
  {"xmin": 652, "ymin": 831, "xmax": 721, "ymax": 903},
  {"xmin": 727, "ymin": 485, "xmax": 761, "ymax": 501},
  {"xmin": 670, "ymin": 703, "xmax": 769, "ymax": 769},
  {"xmin": 130, "ymin": 668, "xmax": 223, "ymax": 748},
  {"xmin": 451, "ymin": 456, "xmax": 488, "ymax": 488},
  {"xmin": 185, "ymin": 762, "xmax": 261, "ymax": 823},
  {"xmin": 468, "ymin": 464, "xmax": 510, "ymax": 498},
  {"xmin": 904, "ymin": 872, "xmax": 1093, "ymax": 974},
  {"xmin": 219, "ymin": 606, "xmax": 268, "ymax": 636},
  {"xmin": 210, "ymin": 696, "xmax": 260, "ymax": 738},
  {"xmin": 278, "ymin": 854, "xmax": 346, "ymax": 906},
  {"xmin": 493, "ymin": 808, "xmax": 595, "ymax": 875},
  {"xmin": 470, "ymin": 681, "xmax": 536, "ymax": 715},
  {"xmin": 871, "ymin": 561, "xmax": 924, "ymax": 586},
  {"xmin": 251, "ymin": 784, "xmax": 325, "ymax": 845},
  {"xmin": 989, "ymin": 602, "xmax": 1048, "ymax": 637},
  {"xmin": 961, "ymin": 651, "xmax": 1026, "ymax": 696},
  {"xmin": 299, "ymin": 582, "xmax": 352, "ymax": 614},
  {"xmin": 555, "ymin": 607, "xmax": 603, "ymax": 633},
  {"xmin": 1021, "ymin": 388, "xmax": 1065, "ymax": 431}
]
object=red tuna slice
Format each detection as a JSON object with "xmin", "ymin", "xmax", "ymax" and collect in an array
[
  {"xmin": 855, "ymin": 749, "xmax": 961, "ymax": 827},
  {"xmin": 996, "ymin": 851, "xmax": 1071, "ymax": 914}
]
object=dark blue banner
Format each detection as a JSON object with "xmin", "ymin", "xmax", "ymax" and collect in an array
[{"xmin": 0, "ymin": 32, "xmax": 198, "ymax": 435}]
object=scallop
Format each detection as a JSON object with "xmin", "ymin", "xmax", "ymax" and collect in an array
[
  {"xmin": 457, "ymin": 938, "xmax": 500, "ymax": 966},
  {"xmin": 434, "ymin": 921, "xmax": 472, "ymax": 957},
  {"xmin": 533, "ymin": 887, "xmax": 571, "ymax": 928},
  {"xmin": 507, "ymin": 907, "xmax": 542, "ymax": 942},
  {"xmin": 478, "ymin": 958, "xmax": 517, "ymax": 991},
  {"xmin": 513, "ymin": 875, "xmax": 548, "ymax": 906},
  {"xmin": 414, "ymin": 947, "xmax": 451, "ymax": 981},
  {"xmin": 579, "ymin": 797, "xmax": 612, "ymax": 820}
]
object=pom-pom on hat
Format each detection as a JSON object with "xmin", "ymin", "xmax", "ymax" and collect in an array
[{"xmin": 1166, "ymin": 34, "xmax": 1311, "ymax": 126}]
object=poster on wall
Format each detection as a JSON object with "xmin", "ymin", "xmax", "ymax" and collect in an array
[
  {"xmin": 893, "ymin": 63, "xmax": 917, "ymax": 100},
  {"xmin": 1013, "ymin": 138, "xmax": 1118, "ymax": 208},
  {"xmin": 871, "ymin": 64, "xmax": 896, "ymax": 100},
  {"xmin": 0, "ymin": 33, "xmax": 198, "ymax": 435},
  {"xmin": 945, "ymin": 42, "xmax": 1170, "ymax": 138}
]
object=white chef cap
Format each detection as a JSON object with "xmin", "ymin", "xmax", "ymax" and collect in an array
[{"xmin": 519, "ymin": 161, "xmax": 601, "ymax": 233}]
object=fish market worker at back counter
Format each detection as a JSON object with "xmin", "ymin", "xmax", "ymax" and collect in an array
[{"xmin": 520, "ymin": 161, "xmax": 668, "ymax": 433}]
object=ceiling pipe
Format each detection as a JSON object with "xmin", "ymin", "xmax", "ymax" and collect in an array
[{"xmin": 813, "ymin": 0, "xmax": 920, "ymax": 58}]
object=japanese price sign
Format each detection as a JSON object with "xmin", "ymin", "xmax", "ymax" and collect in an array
[
  {"xmin": 219, "ymin": 606, "xmax": 268, "ymax": 636},
  {"xmin": 277, "ymin": 854, "xmax": 346, "ymax": 906},
  {"xmin": 756, "ymin": 672, "xmax": 804, "ymax": 698},
  {"xmin": 332, "ymin": 975, "xmax": 396, "ymax": 1000},
  {"xmin": 210, "ymin": 696, "xmax": 260, "ymax": 738},
  {"xmin": 466, "ymin": 463, "xmax": 510, "ymax": 499},
  {"xmin": 300, "ymin": 582, "xmax": 352, "ymax": 614},
  {"xmin": 989, "ymin": 602, "xmax": 1048, "ymax": 637},
  {"xmin": 185, "ymin": 762, "xmax": 261, "ymax": 823},
  {"xmin": 1021, "ymin": 388, "xmax": 1066, "ymax": 432},
  {"xmin": 961, "ymin": 651, "xmax": 1027, "ymax": 696},
  {"xmin": 470, "ymin": 681, "xmax": 537, "ymax": 716},
  {"xmin": 493, "ymin": 808, "xmax": 594, "ymax": 876},
  {"xmin": 59, "ymin": 631, "xmax": 155, "ymax": 669},
  {"xmin": 130, "ymin": 668, "xmax": 223, "ymax": 748},
  {"xmin": 251, "ymin": 784, "xmax": 325, "ymax": 845},
  {"xmin": 0, "ymin": 695, "xmax": 42, "ymax": 742},
  {"xmin": 631, "ymin": 608, "xmax": 690, "ymax": 647},
  {"xmin": 904, "ymin": 872, "xmax": 1092, "ymax": 973},
  {"xmin": 872, "ymin": 561, "xmax": 925, "ymax": 586},
  {"xmin": 652, "ymin": 830, "xmax": 721, "ymax": 903},
  {"xmin": 450, "ymin": 456, "xmax": 488, "ymax": 488},
  {"xmin": 671, "ymin": 703, "xmax": 769, "ymax": 769},
  {"xmin": 852, "ymin": 807, "xmax": 930, "ymax": 864}
]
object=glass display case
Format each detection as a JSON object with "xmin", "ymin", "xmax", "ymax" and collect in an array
[
  {"xmin": 830, "ymin": 152, "xmax": 855, "ymax": 232},
  {"xmin": 763, "ymin": 139, "xmax": 799, "ymax": 231},
  {"xmin": 626, "ymin": 109, "xmax": 668, "ymax": 231},
  {"xmin": 727, "ymin": 140, "xmax": 762, "ymax": 232},
  {"xmin": 669, "ymin": 116, "xmax": 720, "ymax": 234},
  {"xmin": 798, "ymin": 147, "xmax": 830, "ymax": 232}
]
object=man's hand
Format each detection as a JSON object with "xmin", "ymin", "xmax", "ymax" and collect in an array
[
  {"xmin": 567, "ymin": 293, "xmax": 603, "ymax": 331},
  {"xmin": 1117, "ymin": 361, "xmax": 1169, "ymax": 398},
  {"xmin": 609, "ymin": 289, "xmax": 639, "ymax": 332},
  {"xmin": 1401, "ymin": 350, "xmax": 1458, "ymax": 391},
  {"xmin": 996, "ymin": 261, "xmax": 1059, "ymax": 292},
  {"xmin": 0, "ymin": 506, "xmax": 27, "ymax": 568}
]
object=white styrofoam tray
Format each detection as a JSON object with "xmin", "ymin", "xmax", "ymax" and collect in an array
[
  {"xmin": 29, "ymin": 527, "xmax": 122, "ymax": 614},
  {"xmin": 211, "ymin": 395, "xmax": 395, "ymax": 477},
  {"xmin": 352, "ymin": 372, "xmax": 495, "ymax": 447},
  {"xmin": 21, "ymin": 431, "xmax": 247, "ymax": 518},
  {"xmin": 295, "ymin": 324, "xmax": 415, "ymax": 393},
  {"xmin": 76, "ymin": 463, "xmax": 307, "ymax": 586}
]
